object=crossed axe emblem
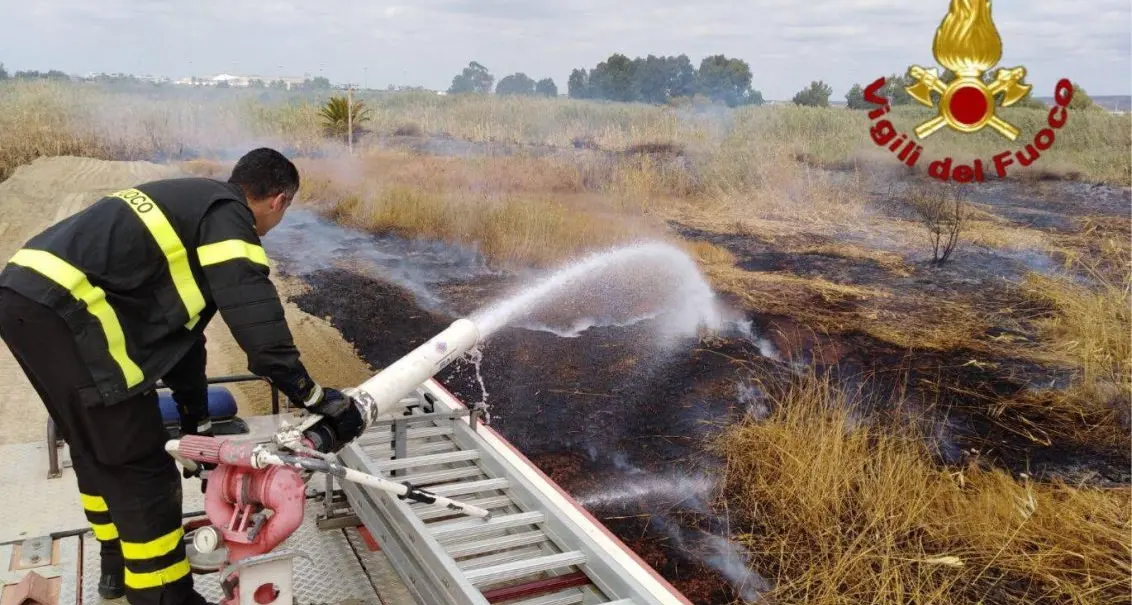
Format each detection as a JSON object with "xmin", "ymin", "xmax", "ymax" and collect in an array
[{"xmin": 905, "ymin": 65, "xmax": 1031, "ymax": 141}]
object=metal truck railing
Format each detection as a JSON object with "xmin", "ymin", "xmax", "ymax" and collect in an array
[{"xmin": 44, "ymin": 374, "xmax": 281, "ymax": 479}]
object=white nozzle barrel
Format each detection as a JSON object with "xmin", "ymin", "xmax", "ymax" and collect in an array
[
  {"xmin": 351, "ymin": 318, "xmax": 480, "ymax": 429},
  {"xmin": 164, "ymin": 439, "xmax": 199, "ymax": 473}
]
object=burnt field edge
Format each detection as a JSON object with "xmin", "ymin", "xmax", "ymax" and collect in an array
[
  {"xmin": 287, "ymin": 266, "xmax": 1129, "ymax": 487},
  {"xmin": 285, "ymin": 265, "xmax": 1129, "ymax": 602}
]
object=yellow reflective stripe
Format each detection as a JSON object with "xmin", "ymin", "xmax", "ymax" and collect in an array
[
  {"xmin": 9, "ymin": 249, "xmax": 144, "ymax": 387},
  {"xmin": 111, "ymin": 189, "xmax": 206, "ymax": 324},
  {"xmin": 124, "ymin": 560, "xmax": 191, "ymax": 589},
  {"xmin": 121, "ymin": 527, "xmax": 184, "ymax": 560},
  {"xmin": 185, "ymin": 315, "xmax": 200, "ymax": 330},
  {"xmin": 197, "ymin": 239, "xmax": 269, "ymax": 267},
  {"xmin": 81, "ymin": 493, "xmax": 108, "ymax": 512},
  {"xmin": 91, "ymin": 522, "xmax": 119, "ymax": 541}
]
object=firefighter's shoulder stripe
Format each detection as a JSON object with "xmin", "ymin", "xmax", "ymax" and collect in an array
[
  {"xmin": 8, "ymin": 249, "xmax": 144, "ymax": 387},
  {"xmin": 197, "ymin": 239, "xmax": 269, "ymax": 268},
  {"xmin": 111, "ymin": 188, "xmax": 206, "ymax": 329}
]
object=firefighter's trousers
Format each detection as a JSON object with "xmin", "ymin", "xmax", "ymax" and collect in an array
[{"xmin": 0, "ymin": 288, "xmax": 208, "ymax": 605}]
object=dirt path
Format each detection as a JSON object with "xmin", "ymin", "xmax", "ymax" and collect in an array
[{"xmin": 0, "ymin": 156, "xmax": 374, "ymax": 446}]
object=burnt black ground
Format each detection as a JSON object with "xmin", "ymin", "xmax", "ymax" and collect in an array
[
  {"xmin": 669, "ymin": 218, "xmax": 1130, "ymax": 485},
  {"xmin": 287, "ymin": 264, "xmax": 1129, "ymax": 604},
  {"xmin": 292, "ymin": 268, "xmax": 779, "ymax": 602},
  {"xmin": 277, "ymin": 171, "xmax": 1129, "ymax": 603}
]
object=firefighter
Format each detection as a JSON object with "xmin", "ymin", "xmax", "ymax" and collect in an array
[{"xmin": 0, "ymin": 148, "xmax": 366, "ymax": 605}]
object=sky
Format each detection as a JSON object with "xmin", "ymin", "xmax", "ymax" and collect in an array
[{"xmin": 1, "ymin": 0, "xmax": 1128, "ymax": 100}]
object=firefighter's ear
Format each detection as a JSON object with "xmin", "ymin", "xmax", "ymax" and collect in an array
[{"xmin": 269, "ymin": 192, "xmax": 288, "ymax": 211}]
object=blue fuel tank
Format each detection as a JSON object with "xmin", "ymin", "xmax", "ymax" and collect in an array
[{"xmin": 157, "ymin": 386, "xmax": 249, "ymax": 435}]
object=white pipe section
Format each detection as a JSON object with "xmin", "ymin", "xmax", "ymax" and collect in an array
[
  {"xmin": 258, "ymin": 452, "xmax": 493, "ymax": 519},
  {"xmin": 350, "ymin": 318, "xmax": 480, "ymax": 429},
  {"xmin": 165, "ymin": 439, "xmax": 199, "ymax": 473},
  {"xmin": 338, "ymin": 465, "xmax": 492, "ymax": 519}
]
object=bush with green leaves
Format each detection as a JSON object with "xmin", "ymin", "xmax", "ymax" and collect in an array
[
  {"xmin": 319, "ymin": 95, "xmax": 372, "ymax": 140},
  {"xmin": 496, "ymin": 73, "xmax": 536, "ymax": 96},
  {"xmin": 535, "ymin": 78, "xmax": 557, "ymax": 97},
  {"xmin": 567, "ymin": 53, "xmax": 762, "ymax": 107},
  {"xmin": 792, "ymin": 80, "xmax": 833, "ymax": 107},
  {"xmin": 448, "ymin": 61, "xmax": 494, "ymax": 94}
]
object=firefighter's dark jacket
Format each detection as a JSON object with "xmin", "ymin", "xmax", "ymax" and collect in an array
[{"xmin": 0, "ymin": 177, "xmax": 318, "ymax": 407}]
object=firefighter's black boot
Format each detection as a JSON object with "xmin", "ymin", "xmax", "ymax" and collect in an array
[
  {"xmin": 99, "ymin": 568, "xmax": 125, "ymax": 600},
  {"xmin": 98, "ymin": 538, "xmax": 125, "ymax": 599}
]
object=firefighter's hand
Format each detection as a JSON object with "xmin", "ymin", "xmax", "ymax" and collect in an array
[{"xmin": 304, "ymin": 387, "xmax": 365, "ymax": 453}]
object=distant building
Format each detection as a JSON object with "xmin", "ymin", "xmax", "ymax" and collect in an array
[
  {"xmin": 211, "ymin": 73, "xmax": 245, "ymax": 86},
  {"xmin": 174, "ymin": 74, "xmax": 309, "ymax": 90}
]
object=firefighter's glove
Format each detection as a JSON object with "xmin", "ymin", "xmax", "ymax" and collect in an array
[{"xmin": 303, "ymin": 386, "xmax": 365, "ymax": 453}]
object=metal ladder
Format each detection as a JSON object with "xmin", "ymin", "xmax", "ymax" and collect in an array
[{"xmin": 329, "ymin": 382, "xmax": 689, "ymax": 605}]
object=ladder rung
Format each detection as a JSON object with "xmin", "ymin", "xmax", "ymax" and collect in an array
[
  {"xmin": 464, "ymin": 551, "xmax": 588, "ymax": 587},
  {"xmin": 421, "ymin": 478, "xmax": 510, "ymax": 498},
  {"xmin": 366, "ymin": 439, "xmax": 457, "ymax": 458},
  {"xmin": 509, "ymin": 590, "xmax": 587, "ymax": 605},
  {"xmin": 357, "ymin": 424, "xmax": 454, "ymax": 446},
  {"xmin": 431, "ymin": 512, "xmax": 544, "ymax": 543},
  {"xmin": 394, "ymin": 466, "xmax": 483, "ymax": 487},
  {"xmin": 375, "ymin": 450, "xmax": 480, "ymax": 472},
  {"xmin": 457, "ymin": 546, "xmax": 545, "ymax": 571},
  {"xmin": 414, "ymin": 495, "xmax": 514, "ymax": 521},
  {"xmin": 447, "ymin": 530, "xmax": 548, "ymax": 559}
]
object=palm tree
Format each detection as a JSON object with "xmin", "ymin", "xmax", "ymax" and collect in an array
[{"xmin": 319, "ymin": 95, "xmax": 372, "ymax": 141}]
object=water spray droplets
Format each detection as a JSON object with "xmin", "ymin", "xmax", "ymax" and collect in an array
[
  {"xmin": 470, "ymin": 242, "xmax": 729, "ymax": 342},
  {"xmin": 466, "ymin": 346, "xmax": 491, "ymax": 423}
]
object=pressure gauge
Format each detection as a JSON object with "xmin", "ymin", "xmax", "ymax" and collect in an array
[{"xmin": 192, "ymin": 526, "xmax": 223, "ymax": 554}]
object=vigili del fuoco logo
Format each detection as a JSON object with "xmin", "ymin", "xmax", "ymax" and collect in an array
[{"xmin": 863, "ymin": 0, "xmax": 1076, "ymax": 183}]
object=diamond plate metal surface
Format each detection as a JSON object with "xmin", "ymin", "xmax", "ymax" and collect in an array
[
  {"xmin": 58, "ymin": 536, "xmax": 81, "ymax": 605},
  {"xmin": 81, "ymin": 535, "xmax": 126, "ymax": 605},
  {"xmin": 0, "ymin": 442, "xmax": 206, "ymax": 544},
  {"xmin": 82, "ymin": 505, "xmax": 395, "ymax": 605},
  {"xmin": 344, "ymin": 527, "xmax": 419, "ymax": 605}
]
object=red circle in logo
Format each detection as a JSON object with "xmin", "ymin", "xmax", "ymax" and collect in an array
[{"xmin": 950, "ymin": 86, "xmax": 989, "ymax": 126}]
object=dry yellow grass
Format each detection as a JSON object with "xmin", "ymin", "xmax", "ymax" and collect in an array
[
  {"xmin": 1021, "ymin": 251, "xmax": 1131, "ymax": 410},
  {"xmin": 798, "ymin": 243, "xmax": 913, "ymax": 276},
  {"xmin": 710, "ymin": 368, "xmax": 1131, "ymax": 604},
  {"xmin": 2, "ymin": 81, "xmax": 1125, "ymax": 273},
  {"xmin": 754, "ymin": 103, "xmax": 1132, "ymax": 186},
  {"xmin": 700, "ymin": 258, "xmax": 994, "ymax": 353},
  {"xmin": 681, "ymin": 240, "xmax": 738, "ymax": 268},
  {"xmin": 4, "ymin": 79, "xmax": 1129, "ymax": 187},
  {"xmin": 0, "ymin": 80, "xmax": 324, "ymax": 182},
  {"xmin": 294, "ymin": 151, "xmax": 656, "ymax": 268},
  {"xmin": 0, "ymin": 81, "xmax": 129, "ymax": 181}
]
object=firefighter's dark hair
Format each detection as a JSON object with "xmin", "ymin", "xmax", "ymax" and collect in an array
[{"xmin": 228, "ymin": 147, "xmax": 300, "ymax": 202}]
